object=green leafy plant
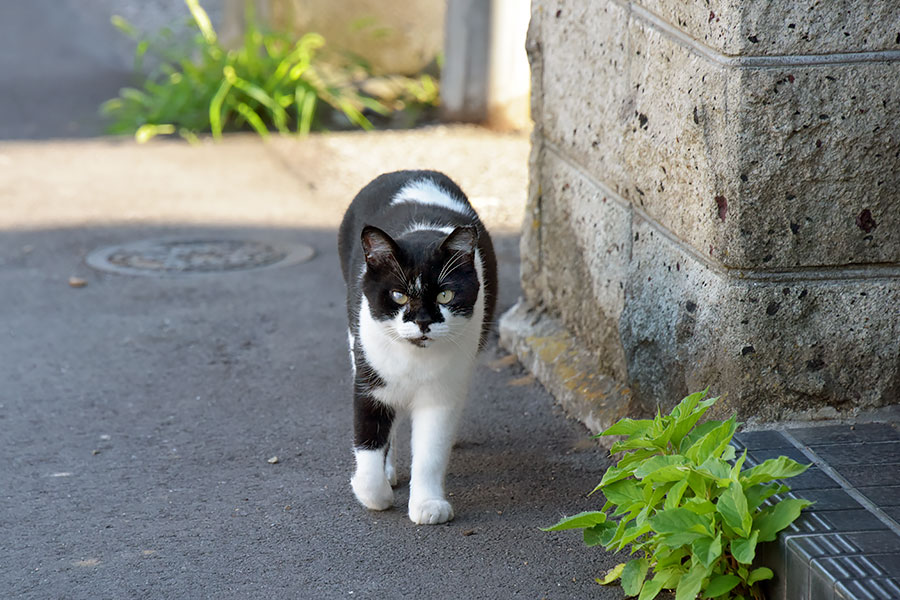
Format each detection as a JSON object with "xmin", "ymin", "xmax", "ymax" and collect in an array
[
  {"xmin": 543, "ymin": 390, "xmax": 812, "ymax": 600},
  {"xmin": 102, "ymin": 0, "xmax": 437, "ymax": 142}
]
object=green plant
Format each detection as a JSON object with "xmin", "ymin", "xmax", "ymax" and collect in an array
[
  {"xmin": 102, "ymin": 0, "xmax": 436, "ymax": 142},
  {"xmin": 543, "ymin": 390, "xmax": 812, "ymax": 600}
]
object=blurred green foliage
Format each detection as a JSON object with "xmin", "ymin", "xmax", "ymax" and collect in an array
[{"xmin": 102, "ymin": 0, "xmax": 439, "ymax": 142}]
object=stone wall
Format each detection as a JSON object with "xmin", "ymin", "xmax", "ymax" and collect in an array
[{"xmin": 500, "ymin": 0, "xmax": 900, "ymax": 427}]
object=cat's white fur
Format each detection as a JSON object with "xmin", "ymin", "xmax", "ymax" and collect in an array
[
  {"xmin": 391, "ymin": 180, "xmax": 476, "ymax": 217},
  {"xmin": 350, "ymin": 183, "xmax": 486, "ymax": 524}
]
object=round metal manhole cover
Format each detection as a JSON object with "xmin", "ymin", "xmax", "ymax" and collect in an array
[{"xmin": 86, "ymin": 238, "xmax": 315, "ymax": 276}]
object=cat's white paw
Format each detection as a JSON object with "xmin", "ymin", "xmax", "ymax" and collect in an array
[
  {"xmin": 351, "ymin": 474, "xmax": 394, "ymax": 511},
  {"xmin": 409, "ymin": 498, "xmax": 454, "ymax": 525}
]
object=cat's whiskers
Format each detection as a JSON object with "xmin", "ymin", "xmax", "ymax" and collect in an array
[
  {"xmin": 389, "ymin": 255, "xmax": 409, "ymax": 288},
  {"xmin": 438, "ymin": 250, "xmax": 466, "ymax": 284}
]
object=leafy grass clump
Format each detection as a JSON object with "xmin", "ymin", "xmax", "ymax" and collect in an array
[
  {"xmin": 544, "ymin": 390, "xmax": 812, "ymax": 600},
  {"xmin": 101, "ymin": 0, "xmax": 438, "ymax": 142}
]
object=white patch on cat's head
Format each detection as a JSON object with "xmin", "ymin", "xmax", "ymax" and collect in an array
[
  {"xmin": 404, "ymin": 221, "xmax": 456, "ymax": 236},
  {"xmin": 390, "ymin": 179, "xmax": 474, "ymax": 217}
]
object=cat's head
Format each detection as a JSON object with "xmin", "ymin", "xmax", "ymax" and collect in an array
[{"xmin": 360, "ymin": 225, "xmax": 481, "ymax": 348}]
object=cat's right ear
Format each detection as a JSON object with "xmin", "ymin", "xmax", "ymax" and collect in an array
[{"xmin": 361, "ymin": 225, "xmax": 398, "ymax": 267}]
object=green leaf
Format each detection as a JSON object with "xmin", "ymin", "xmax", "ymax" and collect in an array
[
  {"xmin": 716, "ymin": 481, "xmax": 752, "ymax": 537},
  {"xmin": 185, "ymin": 0, "xmax": 217, "ymax": 44},
  {"xmin": 665, "ymin": 480, "xmax": 689, "ymax": 510},
  {"xmin": 675, "ymin": 563, "xmax": 711, "ymax": 600},
  {"xmin": 670, "ymin": 390, "xmax": 717, "ymax": 450},
  {"xmin": 695, "ymin": 457, "xmax": 732, "ymax": 481},
  {"xmin": 730, "ymin": 529, "xmax": 759, "ymax": 564},
  {"xmin": 111, "ymin": 15, "xmax": 138, "ymax": 37},
  {"xmin": 596, "ymin": 461, "xmax": 639, "ymax": 489},
  {"xmin": 295, "ymin": 85, "xmax": 316, "ymax": 135},
  {"xmin": 682, "ymin": 420, "xmax": 724, "ymax": 448},
  {"xmin": 650, "ymin": 507, "xmax": 712, "ymax": 538},
  {"xmin": 622, "ymin": 558, "xmax": 650, "ymax": 596},
  {"xmin": 731, "ymin": 449, "xmax": 748, "ymax": 479},
  {"xmin": 744, "ymin": 482, "xmax": 789, "ymax": 512},
  {"xmin": 682, "ymin": 498, "xmax": 716, "ymax": 517},
  {"xmin": 541, "ymin": 511, "xmax": 607, "ymax": 531},
  {"xmin": 603, "ymin": 516, "xmax": 631, "ymax": 550},
  {"xmin": 597, "ymin": 562, "xmax": 625, "ymax": 585},
  {"xmin": 720, "ymin": 444, "xmax": 736, "ymax": 462},
  {"xmin": 704, "ymin": 574, "xmax": 741, "ymax": 597},
  {"xmin": 691, "ymin": 533, "xmax": 722, "ymax": 568},
  {"xmin": 684, "ymin": 417, "xmax": 738, "ymax": 463},
  {"xmin": 611, "ymin": 437, "xmax": 664, "ymax": 453},
  {"xmin": 617, "ymin": 522, "xmax": 652, "ymax": 549},
  {"xmin": 755, "ymin": 498, "xmax": 812, "ymax": 542},
  {"xmin": 603, "ymin": 479, "xmax": 643, "ymax": 507},
  {"xmin": 208, "ymin": 78, "xmax": 233, "ymax": 139},
  {"xmin": 601, "ymin": 418, "xmax": 654, "ymax": 438},
  {"xmin": 638, "ymin": 573, "xmax": 667, "ymax": 600},
  {"xmin": 747, "ymin": 566, "xmax": 774, "ymax": 585},
  {"xmin": 233, "ymin": 101, "xmax": 269, "ymax": 137},
  {"xmin": 636, "ymin": 456, "xmax": 691, "ymax": 483},
  {"xmin": 670, "ymin": 389, "xmax": 708, "ymax": 422},
  {"xmin": 583, "ymin": 521, "xmax": 614, "ymax": 546},
  {"xmin": 657, "ymin": 530, "xmax": 707, "ymax": 549},
  {"xmin": 740, "ymin": 456, "xmax": 811, "ymax": 487},
  {"xmin": 135, "ymin": 123, "xmax": 175, "ymax": 143},
  {"xmin": 618, "ymin": 448, "xmax": 662, "ymax": 470}
]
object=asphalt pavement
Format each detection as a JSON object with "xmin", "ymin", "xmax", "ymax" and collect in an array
[{"xmin": 0, "ymin": 4, "xmax": 622, "ymax": 593}]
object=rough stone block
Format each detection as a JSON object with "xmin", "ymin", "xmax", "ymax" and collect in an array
[
  {"xmin": 619, "ymin": 214, "xmax": 900, "ymax": 418},
  {"xmin": 516, "ymin": 0, "xmax": 900, "ymax": 425},
  {"xmin": 634, "ymin": 0, "xmax": 900, "ymax": 56},
  {"xmin": 537, "ymin": 0, "xmax": 632, "ymax": 200},
  {"xmin": 536, "ymin": 0, "xmax": 900, "ymax": 269},
  {"xmin": 532, "ymin": 150, "xmax": 630, "ymax": 381}
]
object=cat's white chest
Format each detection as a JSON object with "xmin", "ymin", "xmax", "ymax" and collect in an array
[{"xmin": 357, "ymin": 295, "xmax": 481, "ymax": 409}]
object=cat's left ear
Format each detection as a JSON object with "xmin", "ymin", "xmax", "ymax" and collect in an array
[{"xmin": 440, "ymin": 226, "xmax": 478, "ymax": 255}]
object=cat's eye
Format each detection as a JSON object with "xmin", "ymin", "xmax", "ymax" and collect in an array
[
  {"xmin": 436, "ymin": 289, "xmax": 455, "ymax": 304},
  {"xmin": 390, "ymin": 290, "xmax": 409, "ymax": 305}
]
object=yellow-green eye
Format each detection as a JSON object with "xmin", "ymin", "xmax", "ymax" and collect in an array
[
  {"xmin": 436, "ymin": 289, "xmax": 455, "ymax": 304},
  {"xmin": 390, "ymin": 290, "xmax": 409, "ymax": 305}
]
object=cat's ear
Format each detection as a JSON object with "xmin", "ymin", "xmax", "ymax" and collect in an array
[
  {"xmin": 440, "ymin": 226, "xmax": 478, "ymax": 255},
  {"xmin": 361, "ymin": 225, "xmax": 398, "ymax": 266}
]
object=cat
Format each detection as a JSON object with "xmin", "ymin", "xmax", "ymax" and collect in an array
[{"xmin": 338, "ymin": 170, "xmax": 498, "ymax": 525}]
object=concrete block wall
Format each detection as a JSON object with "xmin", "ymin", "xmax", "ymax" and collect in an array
[{"xmin": 500, "ymin": 0, "xmax": 900, "ymax": 426}]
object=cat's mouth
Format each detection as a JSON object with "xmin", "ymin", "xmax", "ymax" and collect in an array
[{"xmin": 407, "ymin": 335, "xmax": 432, "ymax": 348}]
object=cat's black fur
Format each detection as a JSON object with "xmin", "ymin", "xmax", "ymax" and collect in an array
[{"xmin": 337, "ymin": 170, "xmax": 497, "ymax": 523}]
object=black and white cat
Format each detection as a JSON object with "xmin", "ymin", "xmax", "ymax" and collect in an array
[{"xmin": 338, "ymin": 170, "xmax": 497, "ymax": 525}]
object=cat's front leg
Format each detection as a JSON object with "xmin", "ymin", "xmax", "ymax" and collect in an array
[
  {"xmin": 408, "ymin": 401, "xmax": 463, "ymax": 525},
  {"xmin": 350, "ymin": 392, "xmax": 395, "ymax": 511}
]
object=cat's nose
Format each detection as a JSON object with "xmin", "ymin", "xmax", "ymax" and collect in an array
[{"xmin": 415, "ymin": 319, "xmax": 431, "ymax": 334}]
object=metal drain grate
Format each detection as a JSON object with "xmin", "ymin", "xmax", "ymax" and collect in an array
[{"xmin": 86, "ymin": 238, "xmax": 314, "ymax": 277}]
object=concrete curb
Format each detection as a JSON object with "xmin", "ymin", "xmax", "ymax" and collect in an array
[{"xmin": 498, "ymin": 299, "xmax": 642, "ymax": 438}]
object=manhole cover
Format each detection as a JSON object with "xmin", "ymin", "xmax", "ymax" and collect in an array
[{"xmin": 86, "ymin": 238, "xmax": 315, "ymax": 276}]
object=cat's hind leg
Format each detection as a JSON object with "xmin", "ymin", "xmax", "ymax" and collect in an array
[
  {"xmin": 350, "ymin": 392, "xmax": 395, "ymax": 511},
  {"xmin": 384, "ymin": 427, "xmax": 398, "ymax": 487}
]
